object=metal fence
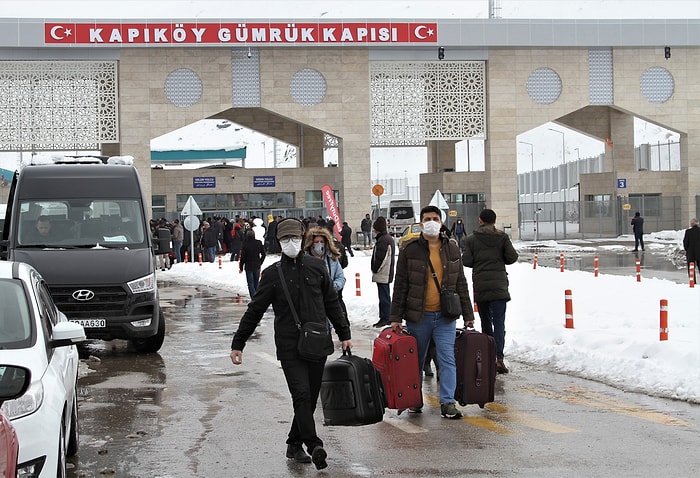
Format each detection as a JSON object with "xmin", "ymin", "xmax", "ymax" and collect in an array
[{"xmin": 517, "ymin": 197, "xmax": 682, "ymax": 241}]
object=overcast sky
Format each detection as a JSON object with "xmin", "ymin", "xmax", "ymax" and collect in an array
[{"xmin": 1, "ymin": 0, "xmax": 699, "ymax": 19}]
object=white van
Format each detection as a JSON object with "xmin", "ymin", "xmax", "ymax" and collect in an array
[{"xmin": 387, "ymin": 200, "xmax": 416, "ymax": 237}]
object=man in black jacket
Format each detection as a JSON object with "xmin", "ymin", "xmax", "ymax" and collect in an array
[
  {"xmin": 230, "ymin": 218, "xmax": 352, "ymax": 470},
  {"xmin": 462, "ymin": 209, "xmax": 518, "ymax": 374},
  {"xmin": 683, "ymin": 217, "xmax": 700, "ymax": 282}
]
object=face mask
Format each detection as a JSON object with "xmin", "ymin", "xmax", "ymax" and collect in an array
[
  {"xmin": 313, "ymin": 243, "xmax": 325, "ymax": 255},
  {"xmin": 422, "ymin": 221, "xmax": 441, "ymax": 237},
  {"xmin": 281, "ymin": 238, "xmax": 302, "ymax": 258}
]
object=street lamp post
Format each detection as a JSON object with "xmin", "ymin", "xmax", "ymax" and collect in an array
[
  {"xmin": 548, "ymin": 127, "xmax": 566, "ymax": 188},
  {"xmin": 519, "ymin": 141, "xmax": 535, "ymax": 240}
]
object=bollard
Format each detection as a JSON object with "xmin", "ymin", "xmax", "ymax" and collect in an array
[
  {"xmin": 184, "ymin": 251, "xmax": 189, "ymax": 263},
  {"xmin": 594, "ymin": 255, "xmax": 599, "ymax": 277},
  {"xmin": 198, "ymin": 252, "xmax": 203, "ymax": 266},
  {"xmin": 533, "ymin": 252, "xmax": 538, "ymax": 269},
  {"xmin": 635, "ymin": 258, "xmax": 641, "ymax": 282},
  {"xmin": 564, "ymin": 289, "xmax": 574, "ymax": 328},
  {"xmin": 355, "ymin": 273, "xmax": 361, "ymax": 296},
  {"xmin": 218, "ymin": 257, "xmax": 222, "ymax": 269},
  {"xmin": 659, "ymin": 299, "xmax": 668, "ymax": 341},
  {"xmin": 690, "ymin": 263, "xmax": 696, "ymax": 288},
  {"xmin": 473, "ymin": 301, "xmax": 479, "ymax": 313},
  {"xmin": 560, "ymin": 253, "xmax": 565, "ymax": 272}
]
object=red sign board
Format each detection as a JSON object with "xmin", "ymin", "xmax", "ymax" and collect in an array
[
  {"xmin": 321, "ymin": 184, "xmax": 343, "ymax": 242},
  {"xmin": 45, "ymin": 22, "xmax": 437, "ymax": 45}
]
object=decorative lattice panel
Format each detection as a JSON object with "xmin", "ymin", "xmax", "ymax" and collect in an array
[
  {"xmin": 232, "ymin": 47, "xmax": 261, "ymax": 107},
  {"xmin": 164, "ymin": 68, "xmax": 202, "ymax": 108},
  {"xmin": 589, "ymin": 48, "xmax": 614, "ymax": 105},
  {"xmin": 526, "ymin": 67, "xmax": 562, "ymax": 105},
  {"xmin": 290, "ymin": 68, "xmax": 327, "ymax": 106},
  {"xmin": 0, "ymin": 61, "xmax": 118, "ymax": 151},
  {"xmin": 370, "ymin": 61, "xmax": 486, "ymax": 146},
  {"xmin": 640, "ymin": 67, "xmax": 674, "ymax": 104}
]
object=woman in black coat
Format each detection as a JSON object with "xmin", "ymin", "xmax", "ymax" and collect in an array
[{"xmin": 230, "ymin": 223, "xmax": 244, "ymax": 261}]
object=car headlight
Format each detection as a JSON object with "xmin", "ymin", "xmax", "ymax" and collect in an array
[
  {"xmin": 0, "ymin": 380, "xmax": 43, "ymax": 420},
  {"xmin": 127, "ymin": 273, "xmax": 155, "ymax": 294}
]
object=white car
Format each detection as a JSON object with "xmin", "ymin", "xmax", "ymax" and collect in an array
[{"xmin": 0, "ymin": 261, "xmax": 85, "ymax": 477}]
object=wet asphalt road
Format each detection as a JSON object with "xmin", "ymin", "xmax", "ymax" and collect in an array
[{"xmin": 67, "ymin": 278, "xmax": 700, "ymax": 478}]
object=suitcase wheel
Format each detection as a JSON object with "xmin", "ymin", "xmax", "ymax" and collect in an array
[
  {"xmin": 478, "ymin": 403, "xmax": 485, "ymax": 409},
  {"xmin": 458, "ymin": 400, "xmax": 466, "ymax": 406}
]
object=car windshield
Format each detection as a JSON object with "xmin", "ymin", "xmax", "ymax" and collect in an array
[
  {"xmin": 17, "ymin": 199, "xmax": 147, "ymax": 247},
  {"xmin": 0, "ymin": 280, "xmax": 32, "ymax": 349}
]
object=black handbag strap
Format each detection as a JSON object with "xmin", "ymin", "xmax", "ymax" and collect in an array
[
  {"xmin": 276, "ymin": 262, "xmax": 302, "ymax": 330},
  {"xmin": 424, "ymin": 247, "xmax": 443, "ymax": 290}
]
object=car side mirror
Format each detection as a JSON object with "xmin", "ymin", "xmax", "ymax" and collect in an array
[
  {"xmin": 50, "ymin": 321, "xmax": 86, "ymax": 348},
  {"xmin": 0, "ymin": 365, "xmax": 31, "ymax": 405}
]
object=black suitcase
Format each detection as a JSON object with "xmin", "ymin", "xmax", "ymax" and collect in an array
[
  {"xmin": 320, "ymin": 349, "xmax": 386, "ymax": 426},
  {"xmin": 454, "ymin": 328, "xmax": 496, "ymax": 408}
]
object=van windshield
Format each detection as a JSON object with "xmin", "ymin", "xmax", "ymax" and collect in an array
[
  {"xmin": 389, "ymin": 206, "xmax": 414, "ymax": 220},
  {"xmin": 17, "ymin": 199, "xmax": 147, "ymax": 247}
]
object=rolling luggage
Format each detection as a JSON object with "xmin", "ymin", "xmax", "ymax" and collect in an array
[
  {"xmin": 454, "ymin": 328, "xmax": 496, "ymax": 408},
  {"xmin": 320, "ymin": 349, "xmax": 386, "ymax": 426},
  {"xmin": 372, "ymin": 328, "xmax": 423, "ymax": 412}
]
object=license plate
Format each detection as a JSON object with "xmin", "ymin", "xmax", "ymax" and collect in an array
[{"xmin": 71, "ymin": 319, "xmax": 106, "ymax": 328}]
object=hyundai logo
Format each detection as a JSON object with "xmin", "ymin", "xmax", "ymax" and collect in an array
[{"xmin": 72, "ymin": 289, "xmax": 95, "ymax": 301}]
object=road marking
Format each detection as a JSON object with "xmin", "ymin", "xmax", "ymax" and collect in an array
[
  {"xmin": 383, "ymin": 415, "xmax": 428, "ymax": 433},
  {"xmin": 522, "ymin": 386, "xmax": 694, "ymax": 428},
  {"xmin": 424, "ymin": 395, "xmax": 518, "ymax": 435},
  {"xmin": 485, "ymin": 402, "xmax": 579, "ymax": 434}
]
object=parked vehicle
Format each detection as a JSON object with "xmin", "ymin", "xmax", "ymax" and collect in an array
[
  {"xmin": 387, "ymin": 200, "xmax": 416, "ymax": 237},
  {"xmin": 397, "ymin": 223, "xmax": 422, "ymax": 250},
  {"xmin": 0, "ymin": 261, "xmax": 85, "ymax": 477},
  {"xmin": 0, "ymin": 156, "xmax": 166, "ymax": 353},
  {"xmin": 0, "ymin": 365, "xmax": 31, "ymax": 478}
]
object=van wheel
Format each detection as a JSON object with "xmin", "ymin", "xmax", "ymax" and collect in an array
[{"xmin": 132, "ymin": 310, "xmax": 165, "ymax": 353}]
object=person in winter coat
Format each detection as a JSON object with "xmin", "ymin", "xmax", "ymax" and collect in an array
[
  {"xmin": 462, "ymin": 208, "xmax": 519, "ymax": 374},
  {"xmin": 172, "ymin": 219, "xmax": 184, "ymax": 264},
  {"xmin": 360, "ymin": 213, "xmax": 373, "ymax": 248},
  {"xmin": 230, "ymin": 223, "xmax": 244, "ymax": 261},
  {"xmin": 631, "ymin": 211, "xmax": 645, "ymax": 252},
  {"xmin": 371, "ymin": 216, "xmax": 395, "ymax": 328},
  {"xmin": 200, "ymin": 221, "xmax": 218, "ymax": 263},
  {"xmin": 450, "ymin": 217, "xmax": 465, "ymax": 248},
  {"xmin": 683, "ymin": 217, "xmax": 700, "ymax": 282},
  {"xmin": 389, "ymin": 205, "xmax": 475, "ymax": 418},
  {"xmin": 230, "ymin": 218, "xmax": 352, "ymax": 470},
  {"xmin": 239, "ymin": 229, "xmax": 267, "ymax": 298},
  {"xmin": 340, "ymin": 221, "xmax": 354, "ymax": 257},
  {"xmin": 304, "ymin": 226, "xmax": 347, "ymax": 320}
]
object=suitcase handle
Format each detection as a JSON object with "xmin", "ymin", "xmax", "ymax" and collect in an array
[{"xmin": 343, "ymin": 348, "xmax": 353, "ymax": 357}]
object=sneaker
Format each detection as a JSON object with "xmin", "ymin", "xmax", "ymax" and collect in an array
[
  {"xmin": 408, "ymin": 406, "xmax": 423, "ymax": 413},
  {"xmin": 496, "ymin": 358, "xmax": 509, "ymax": 374},
  {"xmin": 286, "ymin": 444, "xmax": 311, "ymax": 464},
  {"xmin": 311, "ymin": 446, "xmax": 328, "ymax": 470},
  {"xmin": 440, "ymin": 402, "xmax": 462, "ymax": 419}
]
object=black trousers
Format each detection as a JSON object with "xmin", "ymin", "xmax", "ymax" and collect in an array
[{"xmin": 280, "ymin": 357, "xmax": 326, "ymax": 453}]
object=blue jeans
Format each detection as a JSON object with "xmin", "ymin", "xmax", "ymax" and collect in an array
[
  {"xmin": 173, "ymin": 241, "xmax": 183, "ymax": 263},
  {"xmin": 207, "ymin": 246, "xmax": 216, "ymax": 262},
  {"xmin": 362, "ymin": 231, "xmax": 372, "ymax": 247},
  {"xmin": 376, "ymin": 283, "xmax": 391, "ymax": 322},
  {"xmin": 245, "ymin": 268, "xmax": 260, "ymax": 298},
  {"xmin": 406, "ymin": 311, "xmax": 457, "ymax": 405},
  {"xmin": 477, "ymin": 299, "xmax": 507, "ymax": 359}
]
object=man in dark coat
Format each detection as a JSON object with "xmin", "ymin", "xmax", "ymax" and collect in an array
[
  {"xmin": 239, "ymin": 229, "xmax": 266, "ymax": 298},
  {"xmin": 631, "ymin": 211, "xmax": 645, "ymax": 252},
  {"xmin": 390, "ymin": 205, "xmax": 475, "ymax": 418},
  {"xmin": 462, "ymin": 209, "xmax": 518, "ymax": 374},
  {"xmin": 683, "ymin": 217, "xmax": 700, "ymax": 282},
  {"xmin": 230, "ymin": 218, "xmax": 351, "ymax": 470},
  {"xmin": 340, "ymin": 221, "xmax": 354, "ymax": 257},
  {"xmin": 370, "ymin": 216, "xmax": 395, "ymax": 328}
]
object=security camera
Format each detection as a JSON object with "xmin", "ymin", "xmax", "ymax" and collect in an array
[
  {"xmin": 247, "ymin": 48, "xmax": 252, "ymax": 59},
  {"xmin": 231, "ymin": 175, "xmax": 235, "ymax": 179}
]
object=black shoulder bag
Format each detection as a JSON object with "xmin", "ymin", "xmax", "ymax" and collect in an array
[
  {"xmin": 425, "ymin": 249, "xmax": 462, "ymax": 320},
  {"xmin": 276, "ymin": 262, "xmax": 334, "ymax": 361}
]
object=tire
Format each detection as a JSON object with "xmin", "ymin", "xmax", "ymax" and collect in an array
[
  {"xmin": 132, "ymin": 309, "xmax": 166, "ymax": 353},
  {"xmin": 67, "ymin": 389, "xmax": 79, "ymax": 456},
  {"xmin": 57, "ymin": 416, "xmax": 67, "ymax": 478}
]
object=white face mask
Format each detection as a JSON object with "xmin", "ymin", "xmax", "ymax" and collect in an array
[
  {"xmin": 422, "ymin": 221, "xmax": 441, "ymax": 237},
  {"xmin": 281, "ymin": 238, "xmax": 302, "ymax": 258},
  {"xmin": 313, "ymin": 243, "xmax": 325, "ymax": 255}
]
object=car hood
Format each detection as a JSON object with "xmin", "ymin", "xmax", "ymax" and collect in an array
[{"xmin": 11, "ymin": 248, "xmax": 153, "ymax": 285}]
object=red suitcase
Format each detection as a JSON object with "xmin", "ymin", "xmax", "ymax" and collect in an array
[
  {"xmin": 372, "ymin": 328, "xmax": 423, "ymax": 412},
  {"xmin": 454, "ymin": 328, "xmax": 496, "ymax": 408}
]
